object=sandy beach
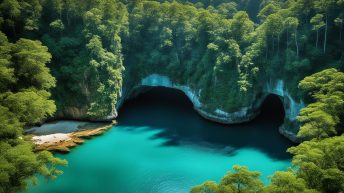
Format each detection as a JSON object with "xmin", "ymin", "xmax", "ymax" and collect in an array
[{"xmin": 28, "ymin": 121, "xmax": 114, "ymax": 152}]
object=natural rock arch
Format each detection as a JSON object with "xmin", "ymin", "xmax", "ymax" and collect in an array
[{"xmin": 118, "ymin": 74, "xmax": 304, "ymax": 142}]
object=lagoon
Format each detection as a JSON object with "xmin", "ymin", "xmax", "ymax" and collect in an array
[{"xmin": 26, "ymin": 87, "xmax": 293, "ymax": 193}]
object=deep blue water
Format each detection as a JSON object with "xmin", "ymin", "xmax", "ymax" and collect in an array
[{"xmin": 26, "ymin": 87, "xmax": 293, "ymax": 193}]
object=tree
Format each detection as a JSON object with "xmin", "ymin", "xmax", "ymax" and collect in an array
[
  {"xmin": 0, "ymin": 32, "xmax": 66, "ymax": 193},
  {"xmin": 80, "ymin": 0, "xmax": 128, "ymax": 118},
  {"xmin": 282, "ymin": 17, "xmax": 300, "ymax": 57},
  {"xmin": 0, "ymin": 106, "xmax": 21, "ymax": 139},
  {"xmin": 334, "ymin": 17, "xmax": 343, "ymax": 41},
  {"xmin": 49, "ymin": 19, "xmax": 65, "ymax": 32},
  {"xmin": 297, "ymin": 68, "xmax": 344, "ymax": 140},
  {"xmin": 191, "ymin": 165, "xmax": 263, "ymax": 193},
  {"xmin": 0, "ymin": 0, "xmax": 43, "ymax": 36},
  {"xmin": 297, "ymin": 102, "xmax": 337, "ymax": 140},
  {"xmin": 310, "ymin": 14, "xmax": 325, "ymax": 49},
  {"xmin": 289, "ymin": 17, "xmax": 299, "ymax": 57},
  {"xmin": 313, "ymin": 0, "xmax": 336, "ymax": 54},
  {"xmin": 190, "ymin": 181, "xmax": 219, "ymax": 193},
  {"xmin": 11, "ymin": 38, "xmax": 55, "ymax": 90},
  {"xmin": 85, "ymin": 35, "xmax": 124, "ymax": 117},
  {"xmin": 0, "ymin": 32, "xmax": 15, "ymax": 91},
  {"xmin": 265, "ymin": 13, "xmax": 284, "ymax": 54},
  {"xmin": 230, "ymin": 11, "xmax": 254, "ymax": 44},
  {"xmin": 258, "ymin": 3, "xmax": 280, "ymax": 22},
  {"xmin": 264, "ymin": 171, "xmax": 318, "ymax": 193},
  {"xmin": 50, "ymin": 0, "xmax": 64, "ymax": 19},
  {"xmin": 0, "ymin": 0, "xmax": 21, "ymax": 36},
  {"xmin": 288, "ymin": 135, "xmax": 344, "ymax": 193},
  {"xmin": 2, "ymin": 90, "xmax": 56, "ymax": 125},
  {"xmin": 217, "ymin": 2, "xmax": 237, "ymax": 19},
  {"xmin": 219, "ymin": 165, "xmax": 263, "ymax": 193}
]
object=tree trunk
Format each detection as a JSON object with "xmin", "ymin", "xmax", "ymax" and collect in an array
[
  {"xmin": 295, "ymin": 30, "xmax": 299, "ymax": 57},
  {"xmin": 316, "ymin": 30, "xmax": 319, "ymax": 48},
  {"xmin": 272, "ymin": 36, "xmax": 275, "ymax": 55},
  {"xmin": 286, "ymin": 28, "xmax": 289, "ymax": 59},
  {"xmin": 11, "ymin": 24, "xmax": 16, "ymax": 39},
  {"xmin": 277, "ymin": 34, "xmax": 280, "ymax": 54},
  {"xmin": 324, "ymin": 14, "xmax": 328, "ymax": 54},
  {"xmin": 340, "ymin": 24, "xmax": 343, "ymax": 42},
  {"xmin": 265, "ymin": 39, "xmax": 269, "ymax": 59},
  {"xmin": 287, "ymin": 28, "xmax": 289, "ymax": 50},
  {"xmin": 67, "ymin": 10, "xmax": 70, "ymax": 26}
]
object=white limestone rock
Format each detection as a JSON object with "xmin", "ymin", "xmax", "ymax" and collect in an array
[{"xmin": 141, "ymin": 74, "xmax": 202, "ymax": 108}]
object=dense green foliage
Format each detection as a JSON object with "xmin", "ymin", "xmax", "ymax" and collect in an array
[
  {"xmin": 193, "ymin": 68, "xmax": 344, "ymax": 193},
  {"xmin": 0, "ymin": 31, "xmax": 66, "ymax": 193},
  {"xmin": 288, "ymin": 136, "xmax": 344, "ymax": 193},
  {"xmin": 286, "ymin": 68, "xmax": 344, "ymax": 193},
  {"xmin": 2, "ymin": 0, "xmax": 342, "ymax": 117},
  {"xmin": 1, "ymin": 0, "xmax": 342, "ymax": 114},
  {"xmin": 0, "ymin": 0, "xmax": 343, "ymax": 192},
  {"xmin": 0, "ymin": 0, "xmax": 127, "ymax": 118},
  {"xmin": 191, "ymin": 168, "xmax": 319, "ymax": 193},
  {"xmin": 297, "ymin": 68, "xmax": 344, "ymax": 140},
  {"xmin": 263, "ymin": 171, "xmax": 316, "ymax": 193},
  {"xmin": 191, "ymin": 165, "xmax": 263, "ymax": 193},
  {"xmin": 39, "ymin": 0, "xmax": 128, "ymax": 118},
  {"xmin": 124, "ymin": 0, "xmax": 344, "ymax": 111},
  {"xmin": 126, "ymin": 1, "xmax": 259, "ymax": 110}
]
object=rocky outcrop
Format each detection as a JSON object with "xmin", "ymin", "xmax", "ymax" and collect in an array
[
  {"xmin": 54, "ymin": 73, "xmax": 304, "ymax": 142},
  {"xmin": 121, "ymin": 74, "xmax": 304, "ymax": 142},
  {"xmin": 55, "ymin": 106, "xmax": 89, "ymax": 120},
  {"xmin": 137, "ymin": 74, "xmax": 262, "ymax": 124},
  {"xmin": 264, "ymin": 80, "xmax": 304, "ymax": 142},
  {"xmin": 140, "ymin": 74, "xmax": 202, "ymax": 108},
  {"xmin": 264, "ymin": 80, "xmax": 304, "ymax": 122},
  {"xmin": 32, "ymin": 123, "xmax": 114, "ymax": 153}
]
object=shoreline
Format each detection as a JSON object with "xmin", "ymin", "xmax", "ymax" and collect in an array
[{"xmin": 30, "ymin": 121, "xmax": 115, "ymax": 153}]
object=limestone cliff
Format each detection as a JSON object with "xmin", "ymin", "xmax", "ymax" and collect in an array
[
  {"xmin": 55, "ymin": 71, "xmax": 304, "ymax": 142},
  {"xmin": 118, "ymin": 74, "xmax": 303, "ymax": 142}
]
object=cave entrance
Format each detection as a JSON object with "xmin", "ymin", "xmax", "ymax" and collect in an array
[
  {"xmin": 119, "ymin": 86, "xmax": 286, "ymax": 128},
  {"xmin": 117, "ymin": 86, "xmax": 195, "ymax": 125},
  {"xmin": 117, "ymin": 86, "xmax": 293, "ymax": 159},
  {"xmin": 258, "ymin": 94, "xmax": 285, "ymax": 125}
]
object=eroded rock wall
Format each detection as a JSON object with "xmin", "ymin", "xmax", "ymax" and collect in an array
[
  {"xmin": 121, "ymin": 74, "xmax": 304, "ymax": 142},
  {"xmin": 55, "ymin": 73, "xmax": 304, "ymax": 142}
]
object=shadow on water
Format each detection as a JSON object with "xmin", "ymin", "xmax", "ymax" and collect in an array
[{"xmin": 117, "ymin": 86, "xmax": 294, "ymax": 160}]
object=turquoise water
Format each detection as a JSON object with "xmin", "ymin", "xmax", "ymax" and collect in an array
[{"xmin": 26, "ymin": 87, "xmax": 293, "ymax": 193}]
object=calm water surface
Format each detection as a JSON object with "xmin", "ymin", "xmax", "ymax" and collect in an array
[{"xmin": 26, "ymin": 87, "xmax": 294, "ymax": 193}]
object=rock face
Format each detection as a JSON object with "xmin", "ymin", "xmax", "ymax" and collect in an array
[
  {"xmin": 137, "ymin": 74, "xmax": 262, "ymax": 124},
  {"xmin": 55, "ymin": 73, "xmax": 304, "ymax": 142},
  {"xmin": 264, "ymin": 80, "xmax": 304, "ymax": 122},
  {"xmin": 119, "ymin": 74, "xmax": 304, "ymax": 142},
  {"xmin": 264, "ymin": 80, "xmax": 304, "ymax": 142}
]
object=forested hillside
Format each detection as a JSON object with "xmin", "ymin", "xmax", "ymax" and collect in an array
[
  {"xmin": 192, "ymin": 68, "xmax": 344, "ymax": 193},
  {"xmin": 0, "ymin": 0, "xmax": 343, "ymax": 192},
  {"xmin": 0, "ymin": 26, "xmax": 66, "ymax": 193},
  {"xmin": 1, "ymin": 0, "xmax": 343, "ymax": 121}
]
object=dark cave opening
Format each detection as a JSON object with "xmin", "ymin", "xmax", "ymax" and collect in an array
[
  {"xmin": 257, "ymin": 94, "xmax": 285, "ymax": 126},
  {"xmin": 117, "ymin": 87, "xmax": 292, "ymax": 159},
  {"xmin": 120, "ymin": 87, "xmax": 286, "ymax": 127}
]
